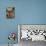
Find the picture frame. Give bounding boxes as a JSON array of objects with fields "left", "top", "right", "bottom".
[{"left": 6, "top": 7, "right": 15, "bottom": 19}]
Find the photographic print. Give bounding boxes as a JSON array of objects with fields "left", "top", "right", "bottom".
[
  {"left": 6, "top": 7, "right": 15, "bottom": 19},
  {"left": 18, "top": 24, "right": 46, "bottom": 41},
  {"left": 18, "top": 24, "right": 46, "bottom": 46}
]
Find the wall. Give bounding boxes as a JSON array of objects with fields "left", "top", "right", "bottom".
[
  {"left": 0, "top": 0, "right": 18, "bottom": 44},
  {"left": 0, "top": 0, "right": 46, "bottom": 44},
  {"left": 16, "top": 0, "right": 46, "bottom": 24}
]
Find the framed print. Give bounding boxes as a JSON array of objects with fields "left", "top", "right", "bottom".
[
  {"left": 6, "top": 7, "right": 15, "bottom": 19},
  {"left": 18, "top": 24, "right": 46, "bottom": 41}
]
